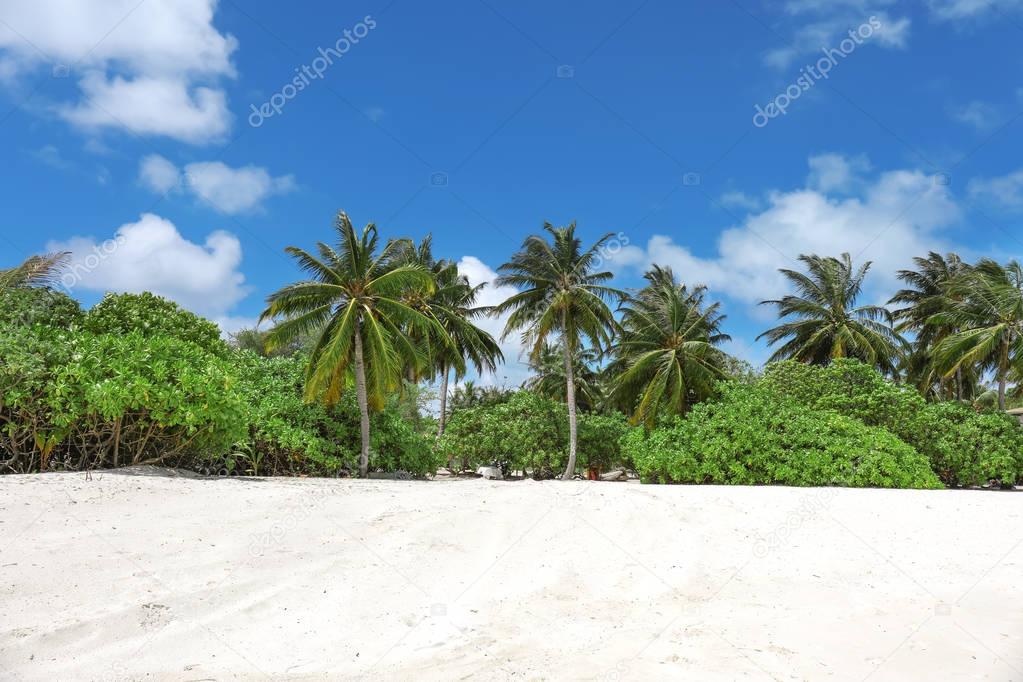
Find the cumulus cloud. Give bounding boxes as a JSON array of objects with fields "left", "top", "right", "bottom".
[
  {"left": 138, "top": 154, "right": 181, "bottom": 193},
  {"left": 137, "top": 155, "right": 295, "bottom": 214},
  {"left": 968, "top": 168, "right": 1023, "bottom": 211},
  {"left": 617, "top": 155, "right": 961, "bottom": 308},
  {"left": 0, "top": 0, "right": 236, "bottom": 143},
  {"left": 62, "top": 74, "right": 231, "bottom": 143},
  {"left": 47, "top": 213, "right": 251, "bottom": 322},
  {"left": 456, "top": 256, "right": 531, "bottom": 388},
  {"left": 184, "top": 162, "right": 295, "bottom": 214},
  {"left": 807, "top": 152, "right": 871, "bottom": 192}
]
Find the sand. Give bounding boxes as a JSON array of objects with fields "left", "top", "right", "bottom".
[{"left": 0, "top": 468, "right": 1020, "bottom": 681}]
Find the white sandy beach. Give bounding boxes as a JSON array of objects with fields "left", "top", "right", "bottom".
[{"left": 0, "top": 469, "right": 1020, "bottom": 681}]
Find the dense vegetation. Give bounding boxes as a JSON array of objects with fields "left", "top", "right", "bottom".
[
  {"left": 625, "top": 382, "right": 941, "bottom": 489},
  {"left": 2, "top": 226, "right": 1022, "bottom": 489}
]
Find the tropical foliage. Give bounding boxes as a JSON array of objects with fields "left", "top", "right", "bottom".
[
  {"left": 758, "top": 253, "right": 905, "bottom": 374},
  {"left": 260, "top": 212, "right": 451, "bottom": 477},
  {"left": 624, "top": 381, "right": 941, "bottom": 489},
  {"left": 931, "top": 259, "right": 1023, "bottom": 410},
  {"left": 438, "top": 391, "right": 629, "bottom": 478},
  {"left": 494, "top": 222, "right": 624, "bottom": 479},
  {"left": 3, "top": 218, "right": 1023, "bottom": 490},
  {"left": 610, "top": 265, "right": 730, "bottom": 425},
  {"left": 0, "top": 252, "right": 69, "bottom": 291}
]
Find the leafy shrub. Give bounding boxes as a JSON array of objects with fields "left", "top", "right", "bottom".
[
  {"left": 577, "top": 411, "right": 631, "bottom": 471},
  {"left": 0, "top": 326, "right": 78, "bottom": 471},
  {"left": 229, "top": 352, "right": 439, "bottom": 477},
  {"left": 925, "top": 402, "right": 1023, "bottom": 486},
  {"left": 230, "top": 351, "right": 352, "bottom": 475},
  {"left": 439, "top": 391, "right": 629, "bottom": 478},
  {"left": 625, "top": 382, "right": 941, "bottom": 489},
  {"left": 0, "top": 287, "right": 83, "bottom": 329},
  {"left": 369, "top": 406, "right": 442, "bottom": 476},
  {"left": 761, "top": 359, "right": 1023, "bottom": 486},
  {"left": 85, "top": 292, "right": 227, "bottom": 356},
  {"left": 0, "top": 325, "right": 246, "bottom": 473}
]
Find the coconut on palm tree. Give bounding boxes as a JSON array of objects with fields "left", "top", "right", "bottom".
[
  {"left": 396, "top": 237, "right": 503, "bottom": 435},
  {"left": 259, "top": 211, "right": 449, "bottom": 477},
  {"left": 932, "top": 258, "right": 1023, "bottom": 410},
  {"left": 758, "top": 253, "right": 904, "bottom": 374},
  {"left": 610, "top": 265, "right": 730, "bottom": 426},
  {"left": 493, "top": 222, "right": 624, "bottom": 480}
]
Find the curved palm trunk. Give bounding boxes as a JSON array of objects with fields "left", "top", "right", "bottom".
[
  {"left": 998, "top": 340, "right": 1009, "bottom": 411},
  {"left": 561, "top": 339, "right": 578, "bottom": 481},
  {"left": 437, "top": 365, "right": 449, "bottom": 437},
  {"left": 353, "top": 327, "right": 371, "bottom": 478}
]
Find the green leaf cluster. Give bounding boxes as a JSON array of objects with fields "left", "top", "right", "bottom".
[
  {"left": 439, "top": 391, "right": 629, "bottom": 477},
  {"left": 761, "top": 359, "right": 1023, "bottom": 485},
  {"left": 84, "top": 292, "right": 228, "bottom": 356},
  {"left": 625, "top": 381, "right": 941, "bottom": 489}
]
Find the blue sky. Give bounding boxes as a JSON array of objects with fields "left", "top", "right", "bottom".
[{"left": 2, "top": 0, "right": 1022, "bottom": 385}]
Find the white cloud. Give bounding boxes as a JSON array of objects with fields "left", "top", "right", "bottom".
[
  {"left": 806, "top": 152, "right": 871, "bottom": 192},
  {"left": 968, "top": 168, "right": 1023, "bottom": 211},
  {"left": 952, "top": 100, "right": 1000, "bottom": 131},
  {"left": 0, "top": 0, "right": 236, "bottom": 143},
  {"left": 619, "top": 155, "right": 961, "bottom": 308},
  {"left": 456, "top": 256, "right": 531, "bottom": 388},
  {"left": 138, "top": 154, "right": 181, "bottom": 193},
  {"left": 719, "top": 190, "right": 763, "bottom": 211},
  {"left": 926, "top": 0, "right": 1023, "bottom": 19},
  {"left": 47, "top": 213, "right": 251, "bottom": 322},
  {"left": 764, "top": 5, "right": 910, "bottom": 70},
  {"left": 137, "top": 155, "right": 295, "bottom": 214},
  {"left": 184, "top": 161, "right": 295, "bottom": 214},
  {"left": 62, "top": 74, "right": 231, "bottom": 144},
  {"left": 766, "top": 0, "right": 1017, "bottom": 67}
]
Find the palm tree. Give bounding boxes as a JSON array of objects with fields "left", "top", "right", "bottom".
[
  {"left": 758, "top": 253, "right": 904, "bottom": 374},
  {"left": 396, "top": 237, "right": 503, "bottom": 436},
  {"left": 610, "top": 265, "right": 731, "bottom": 426},
  {"left": 0, "top": 252, "right": 70, "bottom": 291},
  {"left": 932, "top": 259, "right": 1023, "bottom": 410},
  {"left": 889, "top": 252, "right": 972, "bottom": 398},
  {"left": 493, "top": 222, "right": 624, "bottom": 480},
  {"left": 524, "top": 342, "right": 603, "bottom": 412},
  {"left": 259, "top": 211, "right": 448, "bottom": 477}
]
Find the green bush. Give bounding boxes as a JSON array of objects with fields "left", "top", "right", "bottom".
[
  {"left": 577, "top": 411, "right": 631, "bottom": 471},
  {"left": 229, "top": 351, "right": 353, "bottom": 475},
  {"left": 0, "top": 326, "right": 78, "bottom": 471},
  {"left": 626, "top": 382, "right": 941, "bottom": 489},
  {"left": 0, "top": 325, "right": 246, "bottom": 473},
  {"left": 439, "top": 391, "right": 629, "bottom": 478},
  {"left": 925, "top": 402, "right": 1023, "bottom": 486},
  {"left": 228, "top": 352, "right": 440, "bottom": 477},
  {"left": 0, "top": 287, "right": 83, "bottom": 329},
  {"left": 369, "top": 405, "right": 442, "bottom": 476},
  {"left": 760, "top": 359, "right": 1023, "bottom": 486},
  {"left": 761, "top": 359, "right": 932, "bottom": 440},
  {"left": 84, "top": 292, "right": 228, "bottom": 356}
]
